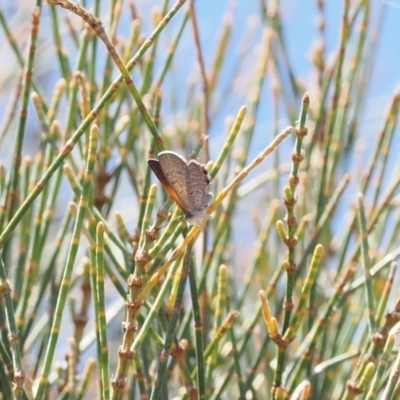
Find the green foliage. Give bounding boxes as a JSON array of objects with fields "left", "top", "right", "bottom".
[{"left": 0, "top": 1, "right": 399, "bottom": 399}]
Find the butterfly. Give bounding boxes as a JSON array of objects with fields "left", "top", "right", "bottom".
[{"left": 148, "top": 151, "right": 213, "bottom": 226}]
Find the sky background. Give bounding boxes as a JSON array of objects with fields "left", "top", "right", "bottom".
[{"left": 1, "top": 1, "right": 400, "bottom": 155}]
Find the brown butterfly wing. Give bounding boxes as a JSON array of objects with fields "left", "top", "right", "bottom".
[
  {"left": 149, "top": 152, "right": 192, "bottom": 215},
  {"left": 148, "top": 159, "right": 168, "bottom": 185},
  {"left": 186, "top": 160, "right": 211, "bottom": 212}
]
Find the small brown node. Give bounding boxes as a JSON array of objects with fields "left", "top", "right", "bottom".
[
  {"left": 145, "top": 37, "right": 155, "bottom": 47},
  {"left": 362, "top": 353, "right": 376, "bottom": 364},
  {"left": 307, "top": 306, "right": 315, "bottom": 315},
  {"left": 194, "top": 322, "right": 203, "bottom": 330},
  {"left": 127, "top": 275, "right": 144, "bottom": 290},
  {"left": 160, "top": 349, "right": 170, "bottom": 360},
  {"left": 73, "top": 315, "right": 88, "bottom": 329},
  {"left": 121, "top": 320, "right": 138, "bottom": 333},
  {"left": 118, "top": 345, "right": 135, "bottom": 360},
  {"left": 296, "top": 127, "right": 308, "bottom": 138},
  {"left": 291, "top": 151, "right": 304, "bottom": 163},
  {"left": 285, "top": 262, "right": 297, "bottom": 274},
  {"left": 111, "top": 376, "right": 127, "bottom": 389},
  {"left": 303, "top": 350, "right": 314, "bottom": 361},
  {"left": 90, "top": 109, "right": 99, "bottom": 118},
  {"left": 289, "top": 175, "right": 300, "bottom": 188},
  {"left": 284, "top": 237, "right": 298, "bottom": 248},
  {"left": 286, "top": 214, "right": 297, "bottom": 226},
  {"left": 134, "top": 249, "right": 150, "bottom": 265},
  {"left": 125, "top": 298, "right": 144, "bottom": 313},
  {"left": 94, "top": 166, "right": 113, "bottom": 210},
  {"left": 386, "top": 310, "right": 400, "bottom": 323},
  {"left": 62, "top": 141, "right": 74, "bottom": 155},
  {"left": 0, "top": 280, "right": 11, "bottom": 294},
  {"left": 36, "top": 182, "right": 45, "bottom": 191},
  {"left": 14, "top": 369, "right": 25, "bottom": 386},
  {"left": 283, "top": 300, "right": 294, "bottom": 312},
  {"left": 274, "top": 336, "right": 289, "bottom": 350},
  {"left": 371, "top": 332, "right": 386, "bottom": 347},
  {"left": 346, "top": 381, "right": 363, "bottom": 395},
  {"left": 8, "top": 332, "right": 20, "bottom": 345},
  {"left": 157, "top": 207, "right": 169, "bottom": 221},
  {"left": 146, "top": 226, "right": 159, "bottom": 242},
  {"left": 284, "top": 195, "right": 297, "bottom": 207}
]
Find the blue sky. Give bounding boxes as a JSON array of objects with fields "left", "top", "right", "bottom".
[{"left": 1, "top": 1, "right": 399, "bottom": 151}]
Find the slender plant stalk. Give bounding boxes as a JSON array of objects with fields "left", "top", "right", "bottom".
[
  {"left": 150, "top": 243, "right": 193, "bottom": 400},
  {"left": 0, "top": 0, "right": 186, "bottom": 249},
  {"left": 2, "top": 7, "right": 41, "bottom": 264},
  {"left": 34, "top": 124, "right": 98, "bottom": 400},
  {"left": 95, "top": 222, "right": 111, "bottom": 400}
]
